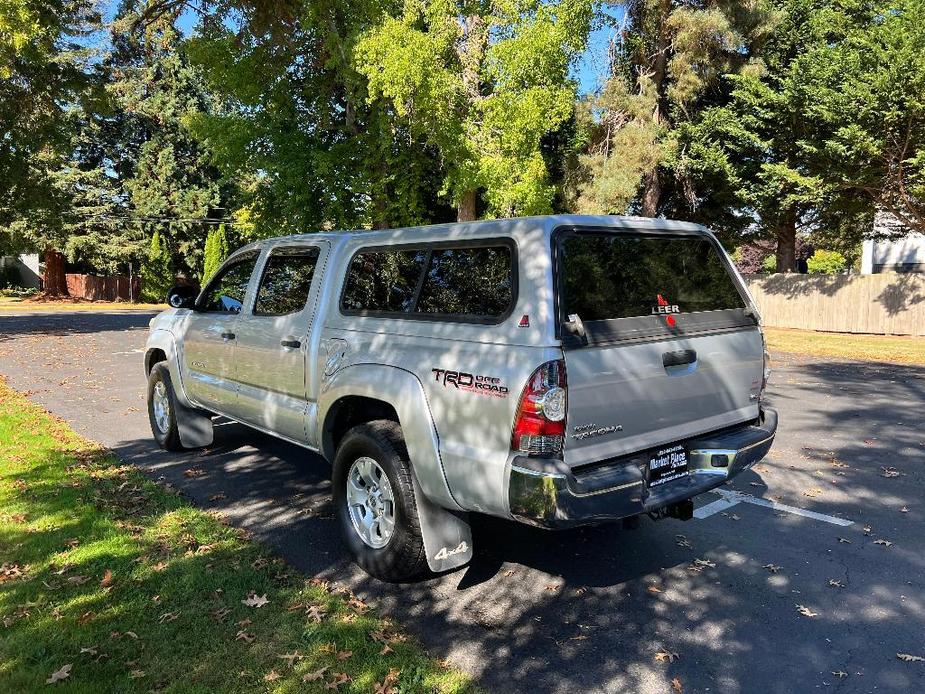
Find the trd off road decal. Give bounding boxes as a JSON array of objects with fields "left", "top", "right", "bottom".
[{"left": 431, "top": 369, "right": 509, "bottom": 398}]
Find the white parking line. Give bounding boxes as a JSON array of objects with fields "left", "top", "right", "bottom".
[{"left": 696, "top": 488, "right": 854, "bottom": 526}]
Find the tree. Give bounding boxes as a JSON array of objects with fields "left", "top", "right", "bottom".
[
  {"left": 201, "top": 223, "right": 228, "bottom": 283},
  {"left": 141, "top": 230, "right": 173, "bottom": 301},
  {"left": 791, "top": 0, "right": 925, "bottom": 235},
  {"left": 806, "top": 249, "right": 846, "bottom": 274},
  {"left": 185, "top": 0, "right": 455, "bottom": 234},
  {"left": 572, "top": 1, "right": 779, "bottom": 219},
  {"left": 0, "top": 0, "right": 104, "bottom": 295},
  {"left": 354, "top": 0, "right": 594, "bottom": 220},
  {"left": 109, "top": 3, "right": 232, "bottom": 277},
  {"left": 679, "top": 1, "right": 887, "bottom": 271}
]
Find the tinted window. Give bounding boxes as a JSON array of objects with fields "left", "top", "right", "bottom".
[
  {"left": 417, "top": 247, "right": 512, "bottom": 317},
  {"left": 254, "top": 247, "right": 320, "bottom": 316},
  {"left": 559, "top": 233, "right": 744, "bottom": 321},
  {"left": 341, "top": 249, "right": 427, "bottom": 313},
  {"left": 198, "top": 254, "right": 258, "bottom": 314}
]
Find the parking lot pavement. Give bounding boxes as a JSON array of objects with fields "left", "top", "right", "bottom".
[{"left": 1, "top": 311, "right": 924, "bottom": 693}]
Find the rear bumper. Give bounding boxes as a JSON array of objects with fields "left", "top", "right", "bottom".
[{"left": 507, "top": 407, "right": 778, "bottom": 529}]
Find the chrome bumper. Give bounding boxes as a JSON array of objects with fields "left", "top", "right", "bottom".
[{"left": 508, "top": 407, "right": 778, "bottom": 528}]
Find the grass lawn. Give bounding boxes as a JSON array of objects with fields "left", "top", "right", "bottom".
[
  {"left": 764, "top": 327, "right": 925, "bottom": 365},
  {"left": 0, "top": 378, "right": 472, "bottom": 693},
  {"left": 0, "top": 297, "right": 166, "bottom": 312}
]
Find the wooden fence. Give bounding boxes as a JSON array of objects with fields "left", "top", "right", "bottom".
[
  {"left": 65, "top": 274, "right": 141, "bottom": 302},
  {"left": 744, "top": 273, "right": 925, "bottom": 336}
]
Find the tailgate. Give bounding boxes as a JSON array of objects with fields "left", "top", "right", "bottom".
[{"left": 555, "top": 228, "right": 763, "bottom": 469}]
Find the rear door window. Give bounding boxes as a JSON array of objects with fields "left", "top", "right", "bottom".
[
  {"left": 417, "top": 247, "right": 512, "bottom": 318},
  {"left": 557, "top": 231, "right": 748, "bottom": 343},
  {"left": 253, "top": 247, "right": 320, "bottom": 316},
  {"left": 340, "top": 242, "right": 515, "bottom": 322},
  {"left": 341, "top": 249, "right": 428, "bottom": 313}
]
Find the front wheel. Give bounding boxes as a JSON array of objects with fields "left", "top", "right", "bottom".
[
  {"left": 147, "top": 362, "right": 183, "bottom": 451},
  {"left": 332, "top": 420, "right": 427, "bottom": 581}
]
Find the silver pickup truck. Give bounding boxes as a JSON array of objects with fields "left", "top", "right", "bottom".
[{"left": 145, "top": 215, "right": 777, "bottom": 580}]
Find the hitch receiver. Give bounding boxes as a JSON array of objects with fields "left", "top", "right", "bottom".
[{"left": 648, "top": 499, "right": 694, "bottom": 522}]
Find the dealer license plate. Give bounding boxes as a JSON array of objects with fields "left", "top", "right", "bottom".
[{"left": 647, "top": 444, "right": 689, "bottom": 487}]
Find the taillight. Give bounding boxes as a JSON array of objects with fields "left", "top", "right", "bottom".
[{"left": 511, "top": 360, "right": 567, "bottom": 457}]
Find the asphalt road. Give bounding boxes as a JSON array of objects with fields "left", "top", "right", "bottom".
[{"left": 1, "top": 311, "right": 924, "bottom": 694}]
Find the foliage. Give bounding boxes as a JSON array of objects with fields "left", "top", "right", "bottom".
[
  {"left": 762, "top": 254, "right": 776, "bottom": 274},
  {"left": 0, "top": 379, "right": 473, "bottom": 693},
  {"left": 806, "top": 249, "right": 847, "bottom": 275},
  {"left": 0, "top": 0, "right": 102, "bottom": 255},
  {"left": 141, "top": 230, "right": 173, "bottom": 302},
  {"left": 202, "top": 223, "right": 229, "bottom": 283},
  {"left": 186, "top": 0, "right": 454, "bottom": 233},
  {"left": 354, "top": 0, "right": 593, "bottom": 219},
  {"left": 572, "top": 0, "right": 780, "bottom": 220}
]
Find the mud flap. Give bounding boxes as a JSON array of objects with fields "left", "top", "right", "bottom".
[
  {"left": 411, "top": 469, "right": 473, "bottom": 573},
  {"left": 175, "top": 401, "right": 214, "bottom": 449}
]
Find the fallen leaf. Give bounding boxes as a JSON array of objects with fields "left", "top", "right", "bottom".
[
  {"left": 802, "top": 488, "right": 822, "bottom": 498},
  {"left": 837, "top": 537, "right": 852, "bottom": 544},
  {"left": 380, "top": 644, "right": 393, "bottom": 656},
  {"left": 325, "top": 672, "right": 351, "bottom": 690},
  {"left": 832, "top": 671, "right": 848, "bottom": 678},
  {"left": 879, "top": 466, "right": 900, "bottom": 478},
  {"left": 129, "top": 670, "right": 145, "bottom": 679},
  {"left": 647, "top": 586, "right": 663, "bottom": 594},
  {"left": 45, "top": 664, "right": 72, "bottom": 684},
  {"left": 873, "top": 539, "right": 893, "bottom": 547},
  {"left": 264, "top": 670, "right": 281, "bottom": 682},
  {"left": 763, "top": 564, "right": 782, "bottom": 573},
  {"left": 77, "top": 611, "right": 95, "bottom": 625},
  {"left": 692, "top": 558, "right": 715, "bottom": 568},
  {"left": 303, "top": 666, "right": 328, "bottom": 682},
  {"left": 671, "top": 676, "right": 683, "bottom": 693},
  {"left": 544, "top": 584, "right": 560, "bottom": 592},
  {"left": 242, "top": 593, "right": 269, "bottom": 608},
  {"left": 675, "top": 535, "right": 692, "bottom": 548},
  {"left": 730, "top": 513, "right": 741, "bottom": 521},
  {"left": 900, "top": 506, "right": 909, "bottom": 513},
  {"left": 336, "top": 650, "right": 353, "bottom": 661},
  {"left": 305, "top": 605, "right": 326, "bottom": 622},
  {"left": 183, "top": 468, "right": 205, "bottom": 478},
  {"left": 79, "top": 647, "right": 97, "bottom": 656},
  {"left": 796, "top": 604, "right": 818, "bottom": 617},
  {"left": 897, "top": 653, "right": 925, "bottom": 662},
  {"left": 66, "top": 575, "right": 90, "bottom": 586},
  {"left": 209, "top": 493, "right": 227, "bottom": 501},
  {"left": 100, "top": 570, "right": 113, "bottom": 587},
  {"left": 503, "top": 570, "right": 515, "bottom": 577},
  {"left": 827, "top": 579, "right": 843, "bottom": 588},
  {"left": 211, "top": 607, "right": 231, "bottom": 622},
  {"left": 235, "top": 630, "right": 255, "bottom": 643},
  {"left": 157, "top": 611, "right": 180, "bottom": 623},
  {"left": 655, "top": 650, "right": 679, "bottom": 663}
]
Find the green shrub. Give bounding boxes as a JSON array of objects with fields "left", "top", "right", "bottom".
[
  {"left": 762, "top": 254, "right": 777, "bottom": 273},
  {"left": 806, "top": 249, "right": 847, "bottom": 274},
  {"left": 141, "top": 231, "right": 174, "bottom": 302},
  {"left": 202, "top": 223, "right": 229, "bottom": 283}
]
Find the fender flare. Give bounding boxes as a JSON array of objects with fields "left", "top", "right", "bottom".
[{"left": 318, "top": 364, "right": 473, "bottom": 572}]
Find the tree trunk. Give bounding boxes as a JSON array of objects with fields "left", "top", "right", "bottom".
[
  {"left": 43, "top": 248, "right": 68, "bottom": 297},
  {"left": 775, "top": 216, "right": 797, "bottom": 273},
  {"left": 457, "top": 189, "right": 477, "bottom": 222},
  {"left": 640, "top": 169, "right": 661, "bottom": 217}
]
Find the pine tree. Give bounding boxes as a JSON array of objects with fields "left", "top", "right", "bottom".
[
  {"left": 201, "top": 223, "right": 228, "bottom": 283},
  {"left": 141, "top": 230, "right": 173, "bottom": 302}
]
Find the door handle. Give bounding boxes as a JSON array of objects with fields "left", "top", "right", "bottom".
[
  {"left": 221, "top": 332, "right": 236, "bottom": 340},
  {"left": 663, "top": 349, "right": 696, "bottom": 367},
  {"left": 280, "top": 339, "right": 301, "bottom": 349}
]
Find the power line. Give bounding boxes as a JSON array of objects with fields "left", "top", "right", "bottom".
[{"left": 72, "top": 212, "right": 237, "bottom": 225}]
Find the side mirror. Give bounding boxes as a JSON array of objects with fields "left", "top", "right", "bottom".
[{"left": 166, "top": 284, "right": 198, "bottom": 310}]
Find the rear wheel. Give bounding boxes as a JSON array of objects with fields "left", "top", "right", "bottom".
[
  {"left": 147, "top": 363, "right": 183, "bottom": 451},
  {"left": 332, "top": 420, "right": 426, "bottom": 581}
]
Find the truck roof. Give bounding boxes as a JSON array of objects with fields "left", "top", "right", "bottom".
[{"left": 233, "top": 214, "right": 710, "bottom": 255}]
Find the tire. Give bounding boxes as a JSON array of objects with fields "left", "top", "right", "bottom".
[
  {"left": 147, "top": 362, "right": 184, "bottom": 451},
  {"left": 332, "top": 420, "right": 427, "bottom": 581}
]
